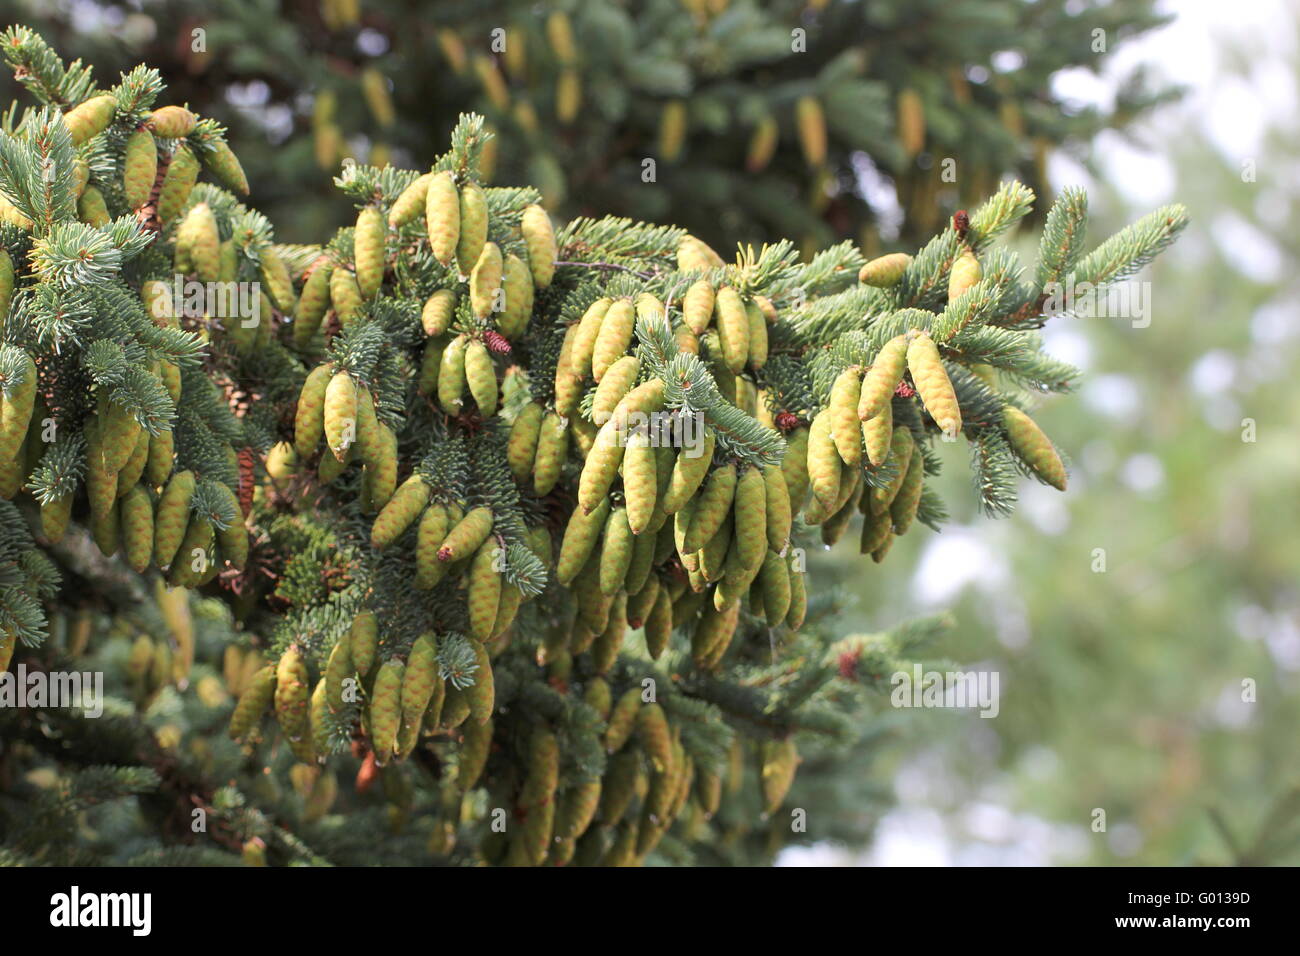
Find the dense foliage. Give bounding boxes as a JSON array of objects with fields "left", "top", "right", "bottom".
[
  {"left": 0, "top": 27, "right": 1185, "bottom": 866},
  {"left": 0, "top": 0, "right": 1177, "bottom": 248}
]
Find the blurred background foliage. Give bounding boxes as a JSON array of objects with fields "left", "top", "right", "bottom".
[
  {"left": 2, "top": 0, "right": 1291, "bottom": 865},
  {"left": 796, "top": 3, "right": 1300, "bottom": 865},
  {"left": 0, "top": 0, "right": 1175, "bottom": 251}
]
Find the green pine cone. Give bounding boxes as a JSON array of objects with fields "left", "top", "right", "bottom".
[
  {"left": 464, "top": 641, "right": 495, "bottom": 724},
  {"left": 466, "top": 541, "right": 503, "bottom": 642},
  {"left": 354, "top": 206, "right": 387, "bottom": 299},
  {"left": 370, "top": 475, "right": 431, "bottom": 550},
  {"left": 228, "top": 664, "right": 276, "bottom": 741},
  {"left": 153, "top": 470, "right": 196, "bottom": 569},
  {"left": 120, "top": 484, "right": 155, "bottom": 573},
  {"left": 369, "top": 659, "right": 405, "bottom": 764}
]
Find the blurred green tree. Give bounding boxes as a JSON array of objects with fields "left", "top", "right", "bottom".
[
  {"left": 807, "top": 21, "right": 1300, "bottom": 864},
  {"left": 0, "top": 0, "right": 1177, "bottom": 245}
]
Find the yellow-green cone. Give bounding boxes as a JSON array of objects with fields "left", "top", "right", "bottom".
[
  {"left": 622, "top": 429, "right": 658, "bottom": 535},
  {"left": 0, "top": 351, "right": 37, "bottom": 465},
  {"left": 120, "top": 484, "right": 155, "bottom": 573},
  {"left": 948, "top": 246, "right": 981, "bottom": 302},
  {"left": 370, "top": 475, "right": 430, "bottom": 549},
  {"left": 399, "top": 634, "right": 440, "bottom": 742},
  {"left": 228, "top": 664, "right": 276, "bottom": 740},
  {"left": 456, "top": 181, "right": 488, "bottom": 276},
  {"left": 532, "top": 410, "right": 568, "bottom": 496},
  {"left": 556, "top": 498, "right": 610, "bottom": 586},
  {"left": 469, "top": 241, "right": 503, "bottom": 319},
  {"left": 521, "top": 204, "right": 556, "bottom": 289},
  {"left": 1003, "top": 406, "right": 1067, "bottom": 491},
  {"left": 858, "top": 336, "right": 908, "bottom": 421},
  {"left": 369, "top": 659, "right": 404, "bottom": 763},
  {"left": 168, "top": 517, "right": 213, "bottom": 588},
  {"left": 425, "top": 171, "right": 460, "bottom": 267},
  {"left": 153, "top": 470, "right": 195, "bottom": 568},
  {"left": 274, "top": 645, "right": 312, "bottom": 756},
  {"left": 733, "top": 466, "right": 767, "bottom": 572},
  {"left": 890, "top": 445, "right": 925, "bottom": 534},
  {"left": 147, "top": 105, "right": 196, "bottom": 138},
  {"left": 323, "top": 371, "right": 358, "bottom": 461},
  {"left": 682, "top": 279, "right": 715, "bottom": 335},
  {"left": 637, "top": 703, "right": 673, "bottom": 774},
  {"left": 570, "top": 297, "right": 612, "bottom": 380},
  {"left": 437, "top": 334, "right": 468, "bottom": 413},
  {"left": 329, "top": 267, "right": 364, "bottom": 329},
  {"left": 507, "top": 402, "right": 544, "bottom": 482},
  {"left": 258, "top": 246, "right": 296, "bottom": 315},
  {"left": 759, "top": 549, "right": 792, "bottom": 624},
  {"left": 498, "top": 252, "right": 533, "bottom": 339},
  {"left": 414, "top": 504, "right": 450, "bottom": 589},
  {"left": 859, "top": 252, "right": 911, "bottom": 287},
  {"left": 592, "top": 298, "right": 635, "bottom": 383},
  {"left": 599, "top": 507, "right": 633, "bottom": 596},
  {"left": 906, "top": 330, "right": 961, "bottom": 436},
  {"left": 863, "top": 397, "right": 893, "bottom": 469},
  {"left": 644, "top": 587, "right": 673, "bottom": 659},
  {"left": 184, "top": 202, "right": 221, "bottom": 282},
  {"left": 763, "top": 466, "right": 792, "bottom": 552},
  {"left": 683, "top": 462, "right": 737, "bottom": 554},
  {"left": 467, "top": 541, "right": 502, "bottom": 641},
  {"left": 437, "top": 505, "right": 493, "bottom": 563},
  {"left": 464, "top": 339, "right": 498, "bottom": 416},
  {"left": 662, "top": 428, "right": 715, "bottom": 514},
  {"left": 76, "top": 186, "right": 109, "bottom": 227},
  {"left": 98, "top": 397, "right": 141, "bottom": 475},
  {"left": 828, "top": 367, "right": 863, "bottom": 465},
  {"left": 465, "top": 642, "right": 495, "bottom": 723},
  {"left": 350, "top": 612, "right": 378, "bottom": 677},
  {"left": 324, "top": 633, "right": 353, "bottom": 712},
  {"left": 746, "top": 299, "right": 769, "bottom": 369},
  {"left": 40, "top": 494, "right": 73, "bottom": 544},
  {"left": 577, "top": 419, "right": 626, "bottom": 513},
  {"left": 293, "top": 260, "right": 334, "bottom": 348},
  {"left": 354, "top": 206, "right": 386, "bottom": 299},
  {"left": 421, "top": 288, "right": 456, "bottom": 337},
  {"left": 604, "top": 688, "right": 642, "bottom": 753},
  {"left": 62, "top": 95, "right": 115, "bottom": 145},
  {"left": 591, "top": 355, "right": 639, "bottom": 426},
  {"left": 364, "top": 422, "right": 398, "bottom": 509},
  {"left": 870, "top": 425, "right": 914, "bottom": 516},
  {"left": 122, "top": 129, "right": 157, "bottom": 210},
  {"left": 761, "top": 739, "right": 798, "bottom": 814},
  {"left": 806, "top": 409, "right": 841, "bottom": 513},
  {"left": 417, "top": 337, "right": 446, "bottom": 396},
  {"left": 203, "top": 139, "right": 250, "bottom": 195},
  {"left": 389, "top": 172, "right": 433, "bottom": 228},
  {"left": 458, "top": 716, "right": 492, "bottom": 788},
  {"left": 780, "top": 425, "right": 810, "bottom": 510},
  {"left": 714, "top": 286, "right": 749, "bottom": 374}
]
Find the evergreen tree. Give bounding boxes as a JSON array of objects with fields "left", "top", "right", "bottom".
[{"left": 0, "top": 28, "right": 1185, "bottom": 866}]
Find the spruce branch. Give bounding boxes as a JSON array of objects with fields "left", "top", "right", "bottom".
[
  {"left": 967, "top": 180, "right": 1036, "bottom": 251},
  {"left": 0, "top": 26, "right": 98, "bottom": 108},
  {"left": 1067, "top": 203, "right": 1190, "bottom": 289},
  {"left": 1035, "top": 186, "right": 1089, "bottom": 289}
]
